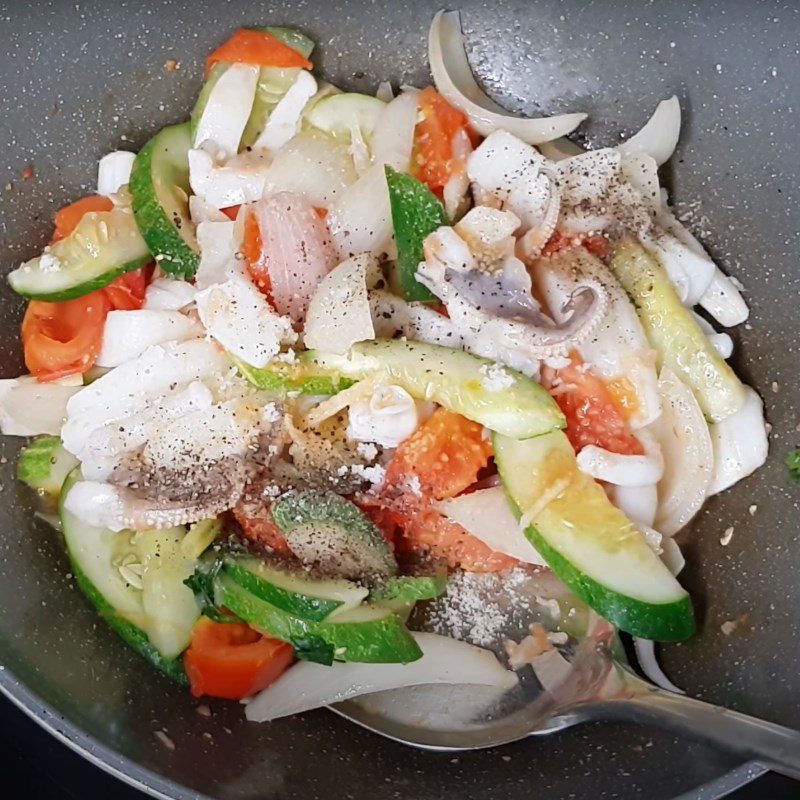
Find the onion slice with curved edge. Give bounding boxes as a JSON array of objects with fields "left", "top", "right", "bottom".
[
  {"left": 617, "top": 96, "right": 681, "bottom": 166},
  {"left": 304, "top": 253, "right": 376, "bottom": 354},
  {"left": 576, "top": 445, "right": 664, "bottom": 487},
  {"left": 244, "top": 631, "right": 517, "bottom": 722},
  {"left": 428, "top": 10, "right": 586, "bottom": 144},
  {"left": 371, "top": 90, "right": 418, "bottom": 172},
  {"left": 433, "top": 486, "right": 546, "bottom": 565},
  {"left": 650, "top": 367, "right": 714, "bottom": 536},
  {"left": 633, "top": 637, "right": 685, "bottom": 694},
  {"left": 707, "top": 387, "right": 768, "bottom": 496}
]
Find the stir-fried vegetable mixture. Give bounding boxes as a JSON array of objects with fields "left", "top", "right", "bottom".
[{"left": 2, "top": 12, "right": 768, "bottom": 719}]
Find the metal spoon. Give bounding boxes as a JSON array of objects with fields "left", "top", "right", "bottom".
[{"left": 331, "top": 570, "right": 800, "bottom": 780}]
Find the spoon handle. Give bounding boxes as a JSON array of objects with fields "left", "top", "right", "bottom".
[{"left": 600, "top": 682, "right": 800, "bottom": 780}]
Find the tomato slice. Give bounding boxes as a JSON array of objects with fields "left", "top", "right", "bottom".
[
  {"left": 103, "top": 265, "right": 154, "bottom": 310},
  {"left": 394, "top": 507, "right": 518, "bottom": 573},
  {"left": 412, "top": 87, "right": 474, "bottom": 195},
  {"left": 221, "top": 205, "right": 241, "bottom": 221},
  {"left": 542, "top": 353, "right": 644, "bottom": 456},
  {"left": 242, "top": 206, "right": 272, "bottom": 296},
  {"left": 22, "top": 294, "right": 110, "bottom": 381},
  {"left": 384, "top": 408, "right": 493, "bottom": 501},
  {"left": 52, "top": 195, "right": 113, "bottom": 242},
  {"left": 206, "top": 28, "right": 313, "bottom": 76},
  {"left": 184, "top": 617, "right": 294, "bottom": 700}
]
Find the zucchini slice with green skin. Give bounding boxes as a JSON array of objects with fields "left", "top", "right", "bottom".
[
  {"left": 494, "top": 431, "right": 695, "bottom": 642},
  {"left": 223, "top": 556, "right": 368, "bottom": 622},
  {"left": 130, "top": 123, "right": 199, "bottom": 278},
  {"left": 385, "top": 166, "right": 447, "bottom": 302},
  {"left": 610, "top": 236, "right": 746, "bottom": 422},
  {"left": 271, "top": 490, "right": 397, "bottom": 580},
  {"left": 59, "top": 469, "right": 199, "bottom": 680},
  {"left": 234, "top": 356, "right": 355, "bottom": 396},
  {"left": 7, "top": 205, "right": 150, "bottom": 301},
  {"left": 369, "top": 572, "right": 447, "bottom": 602},
  {"left": 17, "top": 436, "right": 78, "bottom": 501},
  {"left": 306, "top": 339, "right": 565, "bottom": 440},
  {"left": 215, "top": 572, "right": 422, "bottom": 663}
]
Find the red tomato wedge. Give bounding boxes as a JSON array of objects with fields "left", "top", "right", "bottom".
[
  {"left": 22, "top": 294, "right": 110, "bottom": 381},
  {"left": 394, "top": 508, "right": 518, "bottom": 573},
  {"left": 413, "top": 87, "right": 474, "bottom": 195},
  {"left": 184, "top": 617, "right": 293, "bottom": 700},
  {"left": 22, "top": 196, "right": 154, "bottom": 381},
  {"left": 542, "top": 354, "right": 644, "bottom": 456},
  {"left": 384, "top": 408, "right": 493, "bottom": 501},
  {"left": 103, "top": 266, "right": 154, "bottom": 310},
  {"left": 221, "top": 205, "right": 241, "bottom": 221},
  {"left": 52, "top": 195, "right": 113, "bottom": 242},
  {"left": 242, "top": 207, "right": 272, "bottom": 296},
  {"left": 206, "top": 29, "right": 312, "bottom": 77}
]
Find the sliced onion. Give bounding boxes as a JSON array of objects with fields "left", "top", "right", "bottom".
[
  {"left": 617, "top": 96, "right": 681, "bottom": 166},
  {"left": 188, "top": 195, "right": 229, "bottom": 224},
  {"left": 433, "top": 486, "right": 546, "bottom": 565},
  {"left": 538, "top": 137, "right": 585, "bottom": 162},
  {"left": 244, "top": 631, "right": 517, "bottom": 722},
  {"left": 643, "top": 228, "right": 715, "bottom": 306},
  {"left": 609, "top": 483, "right": 658, "bottom": 528},
  {"left": 633, "top": 638, "right": 685, "bottom": 694},
  {"left": 375, "top": 81, "right": 394, "bottom": 103},
  {"left": 96, "top": 310, "right": 202, "bottom": 368},
  {"left": 304, "top": 253, "right": 376, "bottom": 354},
  {"left": 252, "top": 70, "right": 317, "bottom": 153},
  {"left": 196, "top": 276, "right": 296, "bottom": 367},
  {"left": 660, "top": 537, "right": 686, "bottom": 574},
  {"left": 698, "top": 268, "right": 749, "bottom": 327},
  {"left": 327, "top": 162, "right": 394, "bottom": 260},
  {"left": 144, "top": 277, "right": 198, "bottom": 311},
  {"left": 650, "top": 368, "right": 714, "bottom": 536},
  {"left": 263, "top": 129, "right": 357, "bottom": 209},
  {"left": 0, "top": 376, "right": 81, "bottom": 437},
  {"left": 347, "top": 384, "right": 422, "bottom": 448},
  {"left": 443, "top": 128, "right": 473, "bottom": 221},
  {"left": 188, "top": 147, "right": 272, "bottom": 208},
  {"left": 429, "top": 11, "right": 586, "bottom": 144},
  {"left": 97, "top": 151, "right": 136, "bottom": 196},
  {"left": 708, "top": 387, "right": 768, "bottom": 495},
  {"left": 193, "top": 63, "right": 259, "bottom": 157},
  {"left": 371, "top": 90, "right": 418, "bottom": 173},
  {"left": 256, "top": 192, "right": 337, "bottom": 321},
  {"left": 620, "top": 153, "right": 661, "bottom": 212}
]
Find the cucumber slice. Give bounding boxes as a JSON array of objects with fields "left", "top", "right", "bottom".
[
  {"left": 215, "top": 572, "right": 422, "bottom": 663},
  {"left": 370, "top": 572, "right": 447, "bottom": 602},
  {"left": 494, "top": 431, "right": 695, "bottom": 641},
  {"left": 234, "top": 356, "right": 355, "bottom": 396},
  {"left": 385, "top": 166, "right": 447, "bottom": 302},
  {"left": 610, "top": 236, "right": 746, "bottom": 422},
  {"left": 59, "top": 470, "right": 199, "bottom": 678},
  {"left": 306, "top": 339, "right": 565, "bottom": 439},
  {"left": 271, "top": 490, "right": 397, "bottom": 580},
  {"left": 7, "top": 204, "right": 150, "bottom": 301},
  {"left": 223, "top": 556, "right": 368, "bottom": 621},
  {"left": 306, "top": 93, "right": 386, "bottom": 142},
  {"left": 17, "top": 436, "right": 78, "bottom": 501},
  {"left": 130, "top": 123, "right": 199, "bottom": 278}
]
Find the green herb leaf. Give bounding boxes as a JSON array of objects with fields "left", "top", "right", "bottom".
[
  {"left": 184, "top": 560, "right": 241, "bottom": 623},
  {"left": 786, "top": 448, "right": 800, "bottom": 481},
  {"left": 290, "top": 635, "right": 335, "bottom": 665}
]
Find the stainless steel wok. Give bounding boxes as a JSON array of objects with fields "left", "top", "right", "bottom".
[{"left": 0, "top": 1, "right": 798, "bottom": 798}]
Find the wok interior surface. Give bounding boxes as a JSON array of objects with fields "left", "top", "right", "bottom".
[{"left": 0, "top": 1, "right": 798, "bottom": 798}]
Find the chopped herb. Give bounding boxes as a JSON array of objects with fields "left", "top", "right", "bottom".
[
  {"left": 786, "top": 448, "right": 800, "bottom": 480},
  {"left": 184, "top": 560, "right": 240, "bottom": 623},
  {"left": 290, "top": 635, "right": 335, "bottom": 665}
]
